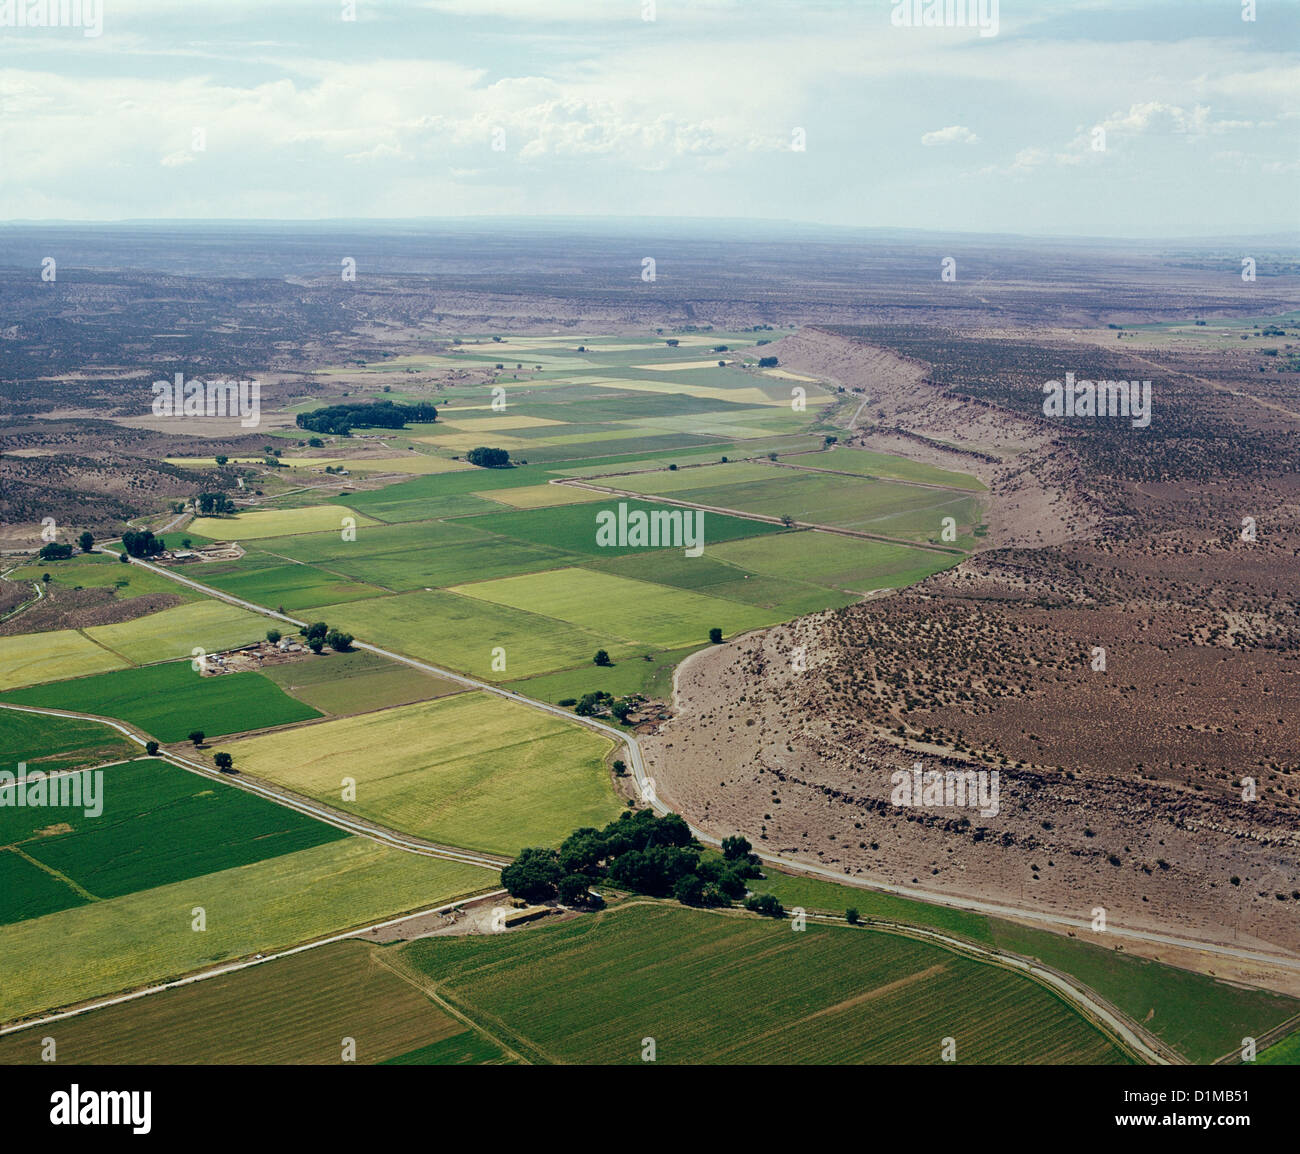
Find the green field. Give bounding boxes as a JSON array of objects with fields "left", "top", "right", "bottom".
[
  {"left": 6, "top": 553, "right": 204, "bottom": 601},
  {"left": 398, "top": 903, "right": 1131, "bottom": 1064},
  {"left": 0, "top": 661, "right": 321, "bottom": 743},
  {"left": 84, "top": 600, "right": 269, "bottom": 665},
  {"left": 221, "top": 693, "right": 619, "bottom": 855},
  {"left": 192, "top": 557, "right": 389, "bottom": 610},
  {"left": 0, "top": 941, "right": 509, "bottom": 1065},
  {"left": 261, "top": 649, "right": 465, "bottom": 714},
  {"left": 779, "top": 448, "right": 987, "bottom": 490},
  {"left": 0, "top": 759, "right": 349, "bottom": 903},
  {"left": 314, "top": 589, "right": 639, "bottom": 680},
  {"left": 504, "top": 642, "right": 707, "bottom": 704},
  {"left": 0, "top": 837, "right": 495, "bottom": 1024},
  {"left": 710, "top": 529, "right": 959, "bottom": 591},
  {"left": 746, "top": 870, "right": 1300, "bottom": 1064},
  {"left": 450, "top": 567, "right": 783, "bottom": 648},
  {"left": 0, "top": 850, "right": 89, "bottom": 925},
  {"left": 249, "top": 519, "right": 583, "bottom": 592},
  {"left": 0, "top": 707, "right": 136, "bottom": 774},
  {"left": 0, "top": 630, "right": 128, "bottom": 691},
  {"left": 460, "top": 498, "right": 786, "bottom": 557},
  {"left": 1258, "top": 1029, "right": 1300, "bottom": 1065},
  {"left": 610, "top": 469, "right": 983, "bottom": 545}
]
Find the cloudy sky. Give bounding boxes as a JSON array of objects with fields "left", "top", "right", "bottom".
[{"left": 0, "top": 0, "right": 1296, "bottom": 236}]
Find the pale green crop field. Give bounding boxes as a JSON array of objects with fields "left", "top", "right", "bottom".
[
  {"left": 313, "top": 589, "right": 639, "bottom": 680},
  {"left": 449, "top": 567, "right": 782, "bottom": 649},
  {"left": 220, "top": 692, "right": 620, "bottom": 855},
  {"left": 190, "top": 505, "right": 380, "bottom": 540},
  {"left": 0, "top": 838, "right": 495, "bottom": 1024},
  {"left": 0, "top": 630, "right": 128, "bottom": 691},
  {"left": 84, "top": 600, "right": 269, "bottom": 665}
]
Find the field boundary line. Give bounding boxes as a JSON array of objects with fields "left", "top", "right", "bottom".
[{"left": 369, "top": 950, "right": 535, "bottom": 1067}]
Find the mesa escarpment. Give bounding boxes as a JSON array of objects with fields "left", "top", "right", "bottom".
[{"left": 643, "top": 326, "right": 1300, "bottom": 963}]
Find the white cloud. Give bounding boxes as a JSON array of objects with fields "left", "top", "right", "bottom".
[{"left": 921, "top": 125, "right": 979, "bottom": 147}]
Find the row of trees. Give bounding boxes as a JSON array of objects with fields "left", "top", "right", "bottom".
[
  {"left": 296, "top": 400, "right": 437, "bottom": 436},
  {"left": 501, "top": 811, "right": 775, "bottom": 914}
]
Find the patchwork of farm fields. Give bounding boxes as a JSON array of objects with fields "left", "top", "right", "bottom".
[
  {"left": 0, "top": 758, "right": 347, "bottom": 914},
  {"left": 0, "top": 837, "right": 495, "bottom": 1023},
  {"left": 0, "top": 941, "right": 510, "bottom": 1065},
  {"left": 398, "top": 903, "right": 1132, "bottom": 1064},
  {"left": 746, "top": 871, "right": 1300, "bottom": 1064},
  {"left": 220, "top": 692, "right": 619, "bottom": 855}
]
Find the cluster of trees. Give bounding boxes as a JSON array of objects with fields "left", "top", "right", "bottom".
[
  {"left": 295, "top": 401, "right": 437, "bottom": 436},
  {"left": 466, "top": 446, "right": 510, "bottom": 468},
  {"left": 300, "top": 620, "right": 353, "bottom": 654},
  {"left": 38, "top": 542, "right": 73, "bottom": 560},
  {"left": 501, "top": 812, "right": 770, "bottom": 913},
  {"left": 560, "top": 690, "right": 641, "bottom": 722},
  {"left": 757, "top": 356, "right": 779, "bottom": 368},
  {"left": 197, "top": 491, "right": 236, "bottom": 515},
  {"left": 122, "top": 529, "right": 166, "bottom": 558}
]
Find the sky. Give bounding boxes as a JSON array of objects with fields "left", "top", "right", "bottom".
[{"left": 0, "top": 0, "right": 1296, "bottom": 237}]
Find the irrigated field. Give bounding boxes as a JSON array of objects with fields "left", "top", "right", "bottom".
[
  {"left": 0, "top": 941, "right": 509, "bottom": 1065},
  {"left": 0, "top": 759, "right": 349, "bottom": 904},
  {"left": 609, "top": 468, "right": 983, "bottom": 546},
  {"left": 0, "top": 838, "right": 495, "bottom": 1024},
  {"left": 84, "top": 600, "right": 268, "bottom": 665},
  {"left": 0, "top": 630, "right": 128, "bottom": 691},
  {"left": 314, "top": 589, "right": 639, "bottom": 680},
  {"left": 398, "top": 903, "right": 1132, "bottom": 1064},
  {"left": 189, "top": 505, "right": 380, "bottom": 540},
  {"left": 450, "top": 567, "right": 781, "bottom": 648},
  {"left": 220, "top": 692, "right": 619, "bottom": 855},
  {"left": 0, "top": 661, "right": 321, "bottom": 743},
  {"left": 0, "top": 707, "right": 136, "bottom": 774},
  {"left": 261, "top": 649, "right": 464, "bottom": 714},
  {"left": 746, "top": 870, "right": 1300, "bottom": 1064}
]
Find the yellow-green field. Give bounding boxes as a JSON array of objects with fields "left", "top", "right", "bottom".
[
  {"left": 0, "top": 941, "right": 507, "bottom": 1065},
  {"left": 84, "top": 600, "right": 269, "bottom": 665},
  {"left": 0, "top": 837, "right": 495, "bottom": 1024},
  {"left": 0, "top": 630, "right": 128, "bottom": 691},
  {"left": 477, "top": 484, "right": 607, "bottom": 509},
  {"left": 342, "top": 455, "right": 475, "bottom": 474},
  {"left": 190, "top": 505, "right": 379, "bottom": 540},
  {"left": 220, "top": 692, "right": 619, "bottom": 855},
  {"left": 449, "top": 567, "right": 781, "bottom": 648}
]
